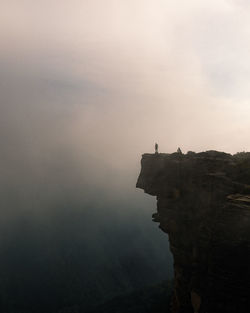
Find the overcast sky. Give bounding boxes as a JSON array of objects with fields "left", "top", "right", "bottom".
[{"left": 1, "top": 0, "right": 250, "bottom": 208}]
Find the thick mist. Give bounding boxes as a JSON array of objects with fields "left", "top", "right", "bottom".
[
  {"left": 1, "top": 0, "right": 250, "bottom": 311},
  {"left": 0, "top": 52, "right": 173, "bottom": 312}
]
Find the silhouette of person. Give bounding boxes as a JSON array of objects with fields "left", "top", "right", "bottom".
[
  {"left": 155, "top": 143, "right": 158, "bottom": 154},
  {"left": 177, "top": 147, "right": 182, "bottom": 154}
]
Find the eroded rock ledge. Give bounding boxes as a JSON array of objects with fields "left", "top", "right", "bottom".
[{"left": 136, "top": 151, "right": 250, "bottom": 313}]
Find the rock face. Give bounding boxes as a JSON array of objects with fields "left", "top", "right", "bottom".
[{"left": 136, "top": 151, "right": 250, "bottom": 313}]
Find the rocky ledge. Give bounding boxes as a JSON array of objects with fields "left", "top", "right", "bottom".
[{"left": 136, "top": 150, "right": 250, "bottom": 313}]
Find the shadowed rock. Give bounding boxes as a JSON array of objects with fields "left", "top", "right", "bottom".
[{"left": 136, "top": 150, "right": 250, "bottom": 313}]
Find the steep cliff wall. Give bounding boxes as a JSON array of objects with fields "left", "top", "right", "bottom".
[{"left": 136, "top": 151, "right": 250, "bottom": 313}]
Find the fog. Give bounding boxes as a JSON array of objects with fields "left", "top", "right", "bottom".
[{"left": 1, "top": 0, "right": 250, "bottom": 311}]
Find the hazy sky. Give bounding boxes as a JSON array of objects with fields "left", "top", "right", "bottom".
[{"left": 1, "top": 0, "right": 250, "bottom": 209}]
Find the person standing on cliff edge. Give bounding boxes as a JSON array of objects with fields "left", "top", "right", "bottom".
[{"left": 155, "top": 143, "right": 158, "bottom": 154}]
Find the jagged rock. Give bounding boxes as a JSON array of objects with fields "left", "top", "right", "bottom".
[{"left": 136, "top": 151, "right": 250, "bottom": 313}]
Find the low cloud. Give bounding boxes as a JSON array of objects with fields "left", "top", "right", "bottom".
[{"left": 1, "top": 0, "right": 250, "bottom": 218}]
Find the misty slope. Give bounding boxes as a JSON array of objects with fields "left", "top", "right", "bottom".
[
  {"left": 87, "top": 280, "right": 173, "bottom": 313},
  {"left": 0, "top": 198, "right": 173, "bottom": 313}
]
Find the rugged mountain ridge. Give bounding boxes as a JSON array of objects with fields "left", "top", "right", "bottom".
[{"left": 136, "top": 151, "right": 250, "bottom": 313}]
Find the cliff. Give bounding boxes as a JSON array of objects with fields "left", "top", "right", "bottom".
[{"left": 136, "top": 151, "right": 250, "bottom": 313}]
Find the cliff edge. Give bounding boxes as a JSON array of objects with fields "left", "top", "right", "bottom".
[{"left": 136, "top": 151, "right": 250, "bottom": 313}]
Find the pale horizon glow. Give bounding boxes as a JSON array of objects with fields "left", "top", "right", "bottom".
[{"left": 1, "top": 0, "right": 250, "bottom": 199}]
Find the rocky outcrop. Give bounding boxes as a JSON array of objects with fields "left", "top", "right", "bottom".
[{"left": 136, "top": 151, "right": 250, "bottom": 313}]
